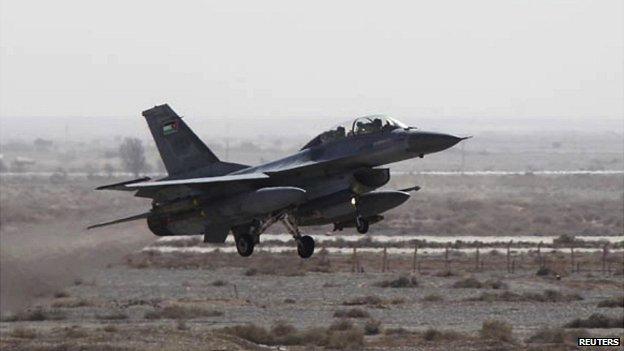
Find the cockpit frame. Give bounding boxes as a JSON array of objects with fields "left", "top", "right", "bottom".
[{"left": 301, "top": 115, "right": 409, "bottom": 150}]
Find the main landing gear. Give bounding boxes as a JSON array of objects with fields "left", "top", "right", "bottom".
[
  {"left": 235, "top": 234, "right": 255, "bottom": 257},
  {"left": 232, "top": 212, "right": 315, "bottom": 259},
  {"left": 281, "top": 214, "right": 315, "bottom": 259}
]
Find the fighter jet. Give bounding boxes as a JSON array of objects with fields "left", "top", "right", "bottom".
[{"left": 89, "top": 104, "right": 468, "bottom": 258}]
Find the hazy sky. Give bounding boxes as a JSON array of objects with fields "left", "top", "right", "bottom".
[{"left": 1, "top": 0, "right": 622, "bottom": 120}]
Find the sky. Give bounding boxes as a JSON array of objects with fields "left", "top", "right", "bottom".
[{"left": 0, "top": 0, "right": 622, "bottom": 123}]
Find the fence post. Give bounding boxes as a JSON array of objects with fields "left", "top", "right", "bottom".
[
  {"left": 382, "top": 246, "right": 387, "bottom": 273},
  {"left": 506, "top": 241, "right": 512, "bottom": 273},
  {"left": 352, "top": 247, "right": 358, "bottom": 273},
  {"left": 444, "top": 244, "right": 450, "bottom": 274},
  {"left": 576, "top": 262, "right": 581, "bottom": 274},
  {"left": 475, "top": 244, "right": 480, "bottom": 271},
  {"left": 602, "top": 244, "right": 608, "bottom": 275},
  {"left": 412, "top": 244, "right": 418, "bottom": 274},
  {"left": 570, "top": 246, "right": 575, "bottom": 273},
  {"left": 537, "top": 241, "right": 543, "bottom": 268}
]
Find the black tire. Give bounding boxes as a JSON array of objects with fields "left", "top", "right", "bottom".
[
  {"left": 236, "top": 234, "right": 254, "bottom": 257},
  {"left": 356, "top": 216, "right": 369, "bottom": 234},
  {"left": 297, "top": 235, "right": 315, "bottom": 259}
]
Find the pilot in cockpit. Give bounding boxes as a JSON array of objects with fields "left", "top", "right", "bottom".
[
  {"left": 336, "top": 126, "right": 346, "bottom": 137},
  {"left": 357, "top": 118, "right": 383, "bottom": 134},
  {"left": 372, "top": 118, "right": 382, "bottom": 131}
]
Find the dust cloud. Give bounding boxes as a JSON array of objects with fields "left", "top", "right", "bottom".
[{"left": 0, "top": 222, "right": 152, "bottom": 315}]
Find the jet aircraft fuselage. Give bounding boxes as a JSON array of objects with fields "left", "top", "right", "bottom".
[{"left": 90, "top": 105, "right": 467, "bottom": 258}]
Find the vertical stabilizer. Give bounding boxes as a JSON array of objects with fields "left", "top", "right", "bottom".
[{"left": 142, "top": 104, "right": 219, "bottom": 176}]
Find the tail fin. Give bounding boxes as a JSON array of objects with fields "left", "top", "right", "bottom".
[{"left": 142, "top": 104, "right": 219, "bottom": 176}]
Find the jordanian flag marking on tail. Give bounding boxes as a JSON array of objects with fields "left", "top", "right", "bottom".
[{"left": 162, "top": 121, "right": 179, "bottom": 135}]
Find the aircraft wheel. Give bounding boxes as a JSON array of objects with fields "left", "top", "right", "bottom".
[
  {"left": 297, "top": 235, "right": 315, "bottom": 259},
  {"left": 356, "top": 216, "right": 369, "bottom": 234},
  {"left": 236, "top": 234, "right": 255, "bottom": 257}
]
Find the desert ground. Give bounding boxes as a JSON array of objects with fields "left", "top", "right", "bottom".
[
  {"left": 1, "top": 171, "right": 622, "bottom": 351},
  {"left": 1, "top": 129, "right": 623, "bottom": 350}
]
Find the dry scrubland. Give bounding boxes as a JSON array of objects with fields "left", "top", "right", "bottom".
[
  {"left": 2, "top": 173, "right": 622, "bottom": 236},
  {"left": 1, "top": 173, "right": 623, "bottom": 350}
]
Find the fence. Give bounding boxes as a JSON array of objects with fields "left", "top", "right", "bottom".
[{"left": 346, "top": 241, "right": 621, "bottom": 276}]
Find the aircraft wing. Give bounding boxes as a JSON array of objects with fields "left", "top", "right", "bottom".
[
  {"left": 96, "top": 173, "right": 269, "bottom": 192},
  {"left": 96, "top": 177, "right": 151, "bottom": 191},
  {"left": 264, "top": 157, "right": 360, "bottom": 178},
  {"left": 124, "top": 173, "right": 269, "bottom": 189},
  {"left": 87, "top": 211, "right": 150, "bottom": 229}
]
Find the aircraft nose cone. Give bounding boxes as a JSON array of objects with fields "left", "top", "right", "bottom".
[{"left": 407, "top": 132, "right": 465, "bottom": 154}]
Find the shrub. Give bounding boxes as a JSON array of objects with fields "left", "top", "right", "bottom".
[
  {"left": 384, "top": 327, "right": 410, "bottom": 335},
  {"left": 222, "top": 323, "right": 271, "bottom": 344},
  {"left": 103, "top": 325, "right": 118, "bottom": 333},
  {"left": 375, "top": 276, "right": 418, "bottom": 288},
  {"left": 389, "top": 297, "right": 406, "bottom": 305},
  {"left": 480, "top": 319, "right": 513, "bottom": 342},
  {"left": 536, "top": 266, "right": 554, "bottom": 276},
  {"left": 526, "top": 327, "right": 591, "bottom": 344},
  {"left": 423, "top": 328, "right": 442, "bottom": 341},
  {"left": 422, "top": 328, "right": 464, "bottom": 341},
  {"left": 3, "top": 309, "right": 66, "bottom": 322},
  {"left": 329, "top": 319, "right": 354, "bottom": 331},
  {"left": 64, "top": 326, "right": 88, "bottom": 338},
  {"left": 96, "top": 311, "right": 128, "bottom": 320},
  {"left": 422, "top": 294, "right": 444, "bottom": 302},
  {"left": 333, "top": 308, "right": 370, "bottom": 319},
  {"left": 469, "top": 289, "right": 582, "bottom": 303},
  {"left": 526, "top": 328, "right": 564, "bottom": 344},
  {"left": 364, "top": 319, "right": 381, "bottom": 335},
  {"left": 326, "top": 328, "right": 364, "bottom": 350},
  {"left": 145, "top": 305, "right": 223, "bottom": 320},
  {"left": 271, "top": 320, "right": 297, "bottom": 338},
  {"left": 212, "top": 279, "right": 228, "bottom": 287},
  {"left": 52, "top": 298, "right": 93, "bottom": 308},
  {"left": 343, "top": 295, "right": 383, "bottom": 306},
  {"left": 54, "top": 291, "right": 70, "bottom": 298},
  {"left": 484, "top": 279, "right": 508, "bottom": 290},
  {"left": 9, "top": 327, "right": 37, "bottom": 339},
  {"left": 176, "top": 320, "right": 189, "bottom": 331},
  {"left": 452, "top": 277, "right": 483, "bottom": 289},
  {"left": 565, "top": 313, "right": 624, "bottom": 328},
  {"left": 220, "top": 321, "right": 363, "bottom": 349},
  {"left": 597, "top": 296, "right": 624, "bottom": 308}
]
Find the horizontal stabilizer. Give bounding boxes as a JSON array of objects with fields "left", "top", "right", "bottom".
[
  {"left": 96, "top": 177, "right": 151, "bottom": 191},
  {"left": 125, "top": 173, "right": 269, "bottom": 189},
  {"left": 87, "top": 212, "right": 150, "bottom": 230},
  {"left": 399, "top": 185, "right": 421, "bottom": 192}
]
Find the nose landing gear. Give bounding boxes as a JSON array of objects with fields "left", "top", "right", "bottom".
[
  {"left": 351, "top": 196, "right": 369, "bottom": 234},
  {"left": 355, "top": 215, "right": 369, "bottom": 234}
]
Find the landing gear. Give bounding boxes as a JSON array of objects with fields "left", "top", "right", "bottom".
[
  {"left": 235, "top": 234, "right": 255, "bottom": 257},
  {"left": 231, "top": 211, "right": 295, "bottom": 257},
  {"left": 281, "top": 214, "right": 315, "bottom": 259},
  {"left": 351, "top": 196, "right": 369, "bottom": 234},
  {"left": 356, "top": 215, "right": 369, "bottom": 234},
  {"left": 297, "top": 235, "right": 315, "bottom": 258}
]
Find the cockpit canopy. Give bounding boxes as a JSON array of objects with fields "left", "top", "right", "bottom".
[{"left": 301, "top": 115, "right": 410, "bottom": 150}]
